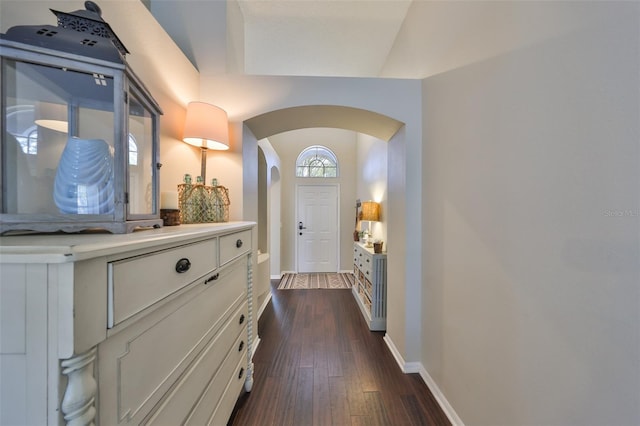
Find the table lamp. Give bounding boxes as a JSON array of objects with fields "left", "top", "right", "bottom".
[
  {"left": 360, "top": 201, "right": 380, "bottom": 247},
  {"left": 182, "top": 101, "right": 229, "bottom": 183}
]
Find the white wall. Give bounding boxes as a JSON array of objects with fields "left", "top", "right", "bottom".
[
  {"left": 257, "top": 138, "right": 282, "bottom": 277},
  {"left": 269, "top": 166, "right": 282, "bottom": 278},
  {"left": 356, "top": 134, "right": 388, "bottom": 246},
  {"left": 421, "top": 3, "right": 640, "bottom": 425}
]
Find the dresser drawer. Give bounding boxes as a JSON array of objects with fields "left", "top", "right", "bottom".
[
  {"left": 108, "top": 239, "right": 217, "bottom": 326},
  {"left": 98, "top": 256, "right": 248, "bottom": 426},
  {"left": 220, "top": 230, "right": 251, "bottom": 266},
  {"left": 206, "top": 354, "right": 248, "bottom": 426},
  {"left": 144, "top": 303, "right": 248, "bottom": 425},
  {"left": 186, "top": 340, "right": 248, "bottom": 425}
]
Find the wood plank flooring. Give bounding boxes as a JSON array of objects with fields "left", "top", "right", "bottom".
[{"left": 228, "top": 280, "right": 451, "bottom": 426}]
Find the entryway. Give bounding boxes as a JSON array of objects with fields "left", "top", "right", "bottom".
[{"left": 296, "top": 184, "right": 339, "bottom": 273}]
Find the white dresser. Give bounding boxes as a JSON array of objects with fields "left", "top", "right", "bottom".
[
  {"left": 0, "top": 223, "right": 256, "bottom": 426},
  {"left": 352, "top": 242, "right": 387, "bottom": 331}
]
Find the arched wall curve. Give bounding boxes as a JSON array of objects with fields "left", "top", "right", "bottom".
[{"left": 245, "top": 105, "right": 404, "bottom": 141}]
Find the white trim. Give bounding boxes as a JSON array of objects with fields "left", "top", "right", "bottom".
[
  {"left": 270, "top": 274, "right": 282, "bottom": 280},
  {"left": 251, "top": 337, "right": 261, "bottom": 360},
  {"left": 383, "top": 334, "right": 464, "bottom": 426},
  {"left": 383, "top": 334, "right": 413, "bottom": 372},
  {"left": 418, "top": 367, "right": 465, "bottom": 426},
  {"left": 256, "top": 291, "right": 272, "bottom": 320}
]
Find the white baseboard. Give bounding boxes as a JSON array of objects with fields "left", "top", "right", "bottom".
[
  {"left": 383, "top": 334, "right": 418, "bottom": 373},
  {"left": 418, "top": 367, "right": 465, "bottom": 426},
  {"left": 270, "top": 274, "right": 282, "bottom": 280},
  {"left": 339, "top": 269, "right": 354, "bottom": 274},
  {"left": 383, "top": 334, "right": 464, "bottom": 426},
  {"left": 251, "top": 337, "right": 260, "bottom": 359},
  {"left": 257, "top": 291, "right": 272, "bottom": 320}
]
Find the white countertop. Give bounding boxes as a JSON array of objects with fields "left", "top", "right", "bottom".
[{"left": 0, "top": 222, "right": 255, "bottom": 263}]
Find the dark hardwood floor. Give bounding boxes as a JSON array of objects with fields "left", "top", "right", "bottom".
[{"left": 228, "top": 280, "right": 451, "bottom": 426}]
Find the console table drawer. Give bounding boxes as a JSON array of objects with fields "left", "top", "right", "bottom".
[
  {"left": 220, "top": 230, "right": 252, "bottom": 265},
  {"left": 109, "top": 239, "right": 217, "bottom": 326},
  {"left": 361, "top": 254, "right": 373, "bottom": 278}
]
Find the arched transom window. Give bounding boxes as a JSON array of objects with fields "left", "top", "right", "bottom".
[{"left": 295, "top": 145, "right": 339, "bottom": 178}]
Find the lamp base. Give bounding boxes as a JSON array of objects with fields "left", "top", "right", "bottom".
[{"left": 200, "top": 147, "right": 208, "bottom": 183}]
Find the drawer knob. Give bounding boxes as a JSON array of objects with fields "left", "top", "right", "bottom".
[
  {"left": 238, "top": 367, "right": 245, "bottom": 379},
  {"left": 236, "top": 239, "right": 243, "bottom": 248},
  {"left": 175, "top": 258, "right": 191, "bottom": 273},
  {"left": 204, "top": 273, "right": 219, "bottom": 284},
  {"left": 239, "top": 314, "right": 245, "bottom": 325},
  {"left": 238, "top": 341, "right": 244, "bottom": 352}
]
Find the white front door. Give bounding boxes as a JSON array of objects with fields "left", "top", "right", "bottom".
[{"left": 296, "top": 184, "right": 338, "bottom": 273}]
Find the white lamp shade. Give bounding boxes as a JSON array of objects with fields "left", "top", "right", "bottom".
[
  {"left": 35, "top": 102, "right": 68, "bottom": 133},
  {"left": 183, "top": 101, "right": 229, "bottom": 150}
]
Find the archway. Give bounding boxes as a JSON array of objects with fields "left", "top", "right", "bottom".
[
  {"left": 245, "top": 105, "right": 404, "bottom": 142},
  {"left": 245, "top": 104, "right": 403, "bottom": 276}
]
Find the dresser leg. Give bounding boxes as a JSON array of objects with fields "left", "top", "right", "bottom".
[
  {"left": 245, "top": 252, "right": 254, "bottom": 392},
  {"left": 244, "top": 361, "right": 254, "bottom": 392},
  {"left": 60, "top": 347, "right": 97, "bottom": 426}
]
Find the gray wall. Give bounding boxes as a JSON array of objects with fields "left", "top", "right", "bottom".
[{"left": 421, "top": 3, "right": 640, "bottom": 424}]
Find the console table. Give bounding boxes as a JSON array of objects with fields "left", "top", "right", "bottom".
[{"left": 352, "top": 242, "right": 387, "bottom": 331}]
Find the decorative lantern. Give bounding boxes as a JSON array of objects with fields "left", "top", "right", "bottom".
[{"left": 0, "top": 1, "right": 163, "bottom": 234}]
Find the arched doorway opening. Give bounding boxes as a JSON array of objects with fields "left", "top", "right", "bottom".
[{"left": 246, "top": 104, "right": 403, "bottom": 278}]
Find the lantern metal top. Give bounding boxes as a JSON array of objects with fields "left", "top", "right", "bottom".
[{"left": 1, "top": 1, "right": 128, "bottom": 63}]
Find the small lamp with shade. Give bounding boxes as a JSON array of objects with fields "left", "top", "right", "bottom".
[{"left": 360, "top": 200, "right": 380, "bottom": 248}]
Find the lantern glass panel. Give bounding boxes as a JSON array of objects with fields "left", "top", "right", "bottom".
[
  {"left": 127, "top": 91, "right": 155, "bottom": 216},
  {"left": 2, "top": 59, "right": 116, "bottom": 217}
]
